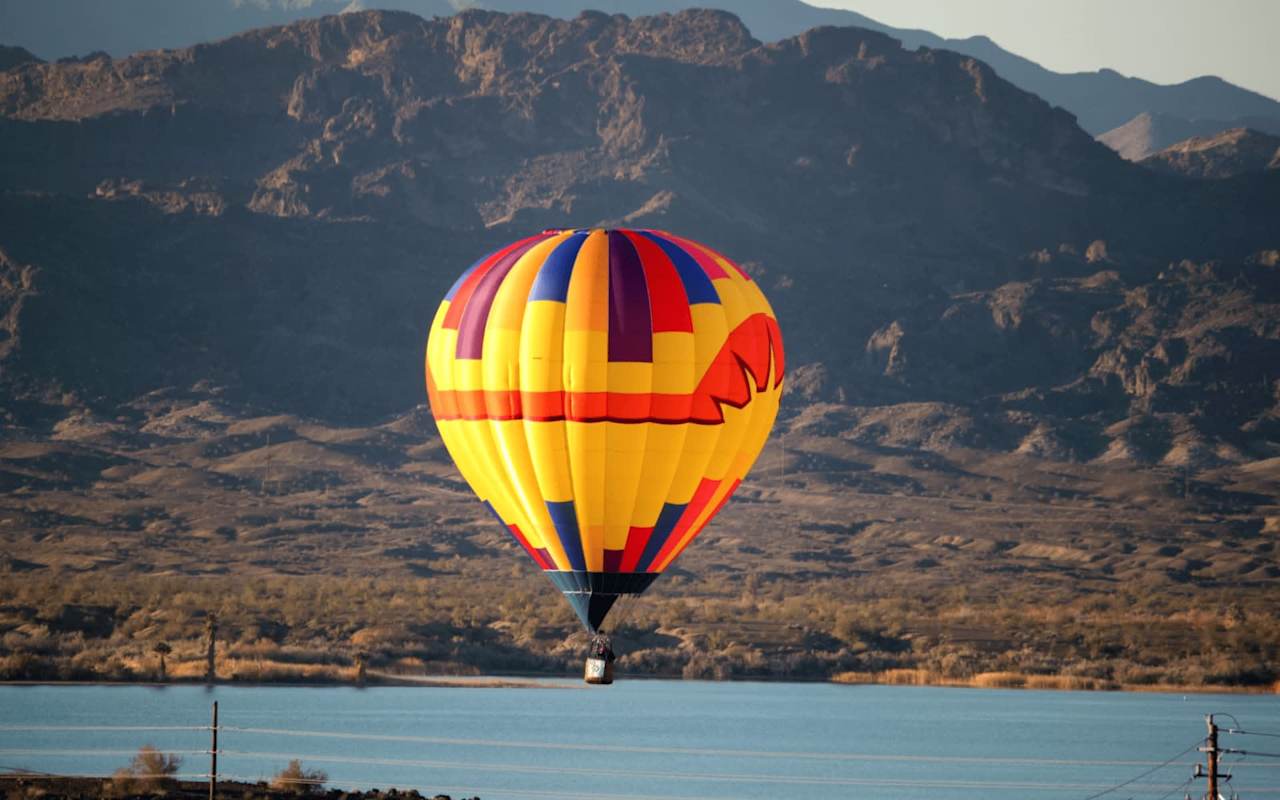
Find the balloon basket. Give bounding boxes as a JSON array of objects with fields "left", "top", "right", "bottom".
[{"left": 584, "top": 656, "right": 614, "bottom": 685}]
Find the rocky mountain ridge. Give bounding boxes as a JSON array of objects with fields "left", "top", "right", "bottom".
[
  {"left": 0, "top": 8, "right": 1277, "bottom": 471},
  {"left": 6, "top": 0, "right": 1279, "bottom": 140},
  {"left": 1098, "top": 110, "right": 1280, "bottom": 161}
]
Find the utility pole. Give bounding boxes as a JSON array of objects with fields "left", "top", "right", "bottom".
[
  {"left": 209, "top": 701, "right": 218, "bottom": 800},
  {"left": 1197, "top": 714, "right": 1223, "bottom": 800},
  {"left": 1207, "top": 715, "right": 1218, "bottom": 800}
]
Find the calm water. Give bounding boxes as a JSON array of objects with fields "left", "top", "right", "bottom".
[{"left": 1, "top": 681, "right": 1278, "bottom": 799}]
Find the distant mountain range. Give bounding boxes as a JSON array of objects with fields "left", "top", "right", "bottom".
[
  {"left": 2, "top": 9, "right": 1278, "bottom": 468},
  {"left": 3, "top": 0, "right": 1279, "bottom": 143}
]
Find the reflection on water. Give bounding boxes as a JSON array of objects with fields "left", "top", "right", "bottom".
[{"left": 1, "top": 681, "right": 1278, "bottom": 799}]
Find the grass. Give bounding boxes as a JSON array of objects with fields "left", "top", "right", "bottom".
[
  {"left": 1, "top": 401, "right": 1277, "bottom": 691},
  {"left": 1, "top": 570, "right": 1277, "bottom": 692}
]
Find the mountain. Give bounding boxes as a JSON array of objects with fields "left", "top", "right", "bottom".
[
  {"left": 1139, "top": 128, "right": 1280, "bottom": 179},
  {"left": 4, "top": 0, "right": 1279, "bottom": 138},
  {"left": 0, "top": 0, "right": 456, "bottom": 62},
  {"left": 1, "top": 8, "right": 1277, "bottom": 462},
  {"left": 480, "top": 1, "right": 1280, "bottom": 136},
  {"left": 1099, "top": 111, "right": 1280, "bottom": 161}
]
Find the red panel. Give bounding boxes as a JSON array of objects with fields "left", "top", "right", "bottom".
[
  {"left": 623, "top": 231, "right": 693, "bottom": 333},
  {"left": 649, "top": 477, "right": 720, "bottom": 569},
  {"left": 508, "top": 523, "right": 552, "bottom": 569},
  {"left": 663, "top": 478, "right": 740, "bottom": 567},
  {"left": 620, "top": 525, "right": 654, "bottom": 572}
]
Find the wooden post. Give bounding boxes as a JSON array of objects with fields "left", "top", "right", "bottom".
[
  {"left": 209, "top": 701, "right": 218, "bottom": 800},
  {"left": 1206, "top": 714, "right": 1218, "bottom": 800},
  {"left": 205, "top": 614, "right": 217, "bottom": 683}
]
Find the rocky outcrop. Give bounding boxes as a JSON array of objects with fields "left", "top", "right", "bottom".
[{"left": 1141, "top": 128, "right": 1280, "bottom": 179}]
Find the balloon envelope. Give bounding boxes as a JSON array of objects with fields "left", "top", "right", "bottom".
[{"left": 425, "top": 228, "right": 784, "bottom": 631}]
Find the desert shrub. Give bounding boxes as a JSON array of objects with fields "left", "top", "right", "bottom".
[
  {"left": 270, "top": 760, "right": 328, "bottom": 794},
  {"left": 972, "top": 671, "right": 1027, "bottom": 688},
  {"left": 108, "top": 745, "right": 180, "bottom": 795}
]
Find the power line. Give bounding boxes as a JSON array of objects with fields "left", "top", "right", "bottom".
[
  {"left": 0, "top": 750, "right": 209, "bottom": 758},
  {"left": 1080, "top": 741, "right": 1202, "bottom": 800},
  {"left": 0, "top": 726, "right": 206, "bottom": 733},
  {"left": 214, "top": 748, "right": 1194, "bottom": 790},
  {"left": 216, "top": 725, "right": 1207, "bottom": 767},
  {"left": 1151, "top": 775, "right": 1194, "bottom": 800},
  {"left": 1229, "top": 729, "right": 1280, "bottom": 740}
]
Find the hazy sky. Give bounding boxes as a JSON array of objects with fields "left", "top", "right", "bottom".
[{"left": 812, "top": 0, "right": 1280, "bottom": 101}]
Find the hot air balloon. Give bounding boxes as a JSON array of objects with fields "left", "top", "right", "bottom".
[{"left": 424, "top": 228, "right": 783, "bottom": 681}]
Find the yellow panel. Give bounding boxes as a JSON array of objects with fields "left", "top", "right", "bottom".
[
  {"left": 482, "top": 330, "right": 522, "bottom": 391},
  {"left": 567, "top": 419, "right": 606, "bottom": 571},
  {"left": 489, "top": 419, "right": 570, "bottom": 569},
  {"left": 629, "top": 421, "right": 689, "bottom": 528},
  {"left": 488, "top": 234, "right": 567, "bottom": 331},
  {"left": 520, "top": 302, "right": 565, "bottom": 393},
  {"left": 444, "top": 413, "right": 536, "bottom": 545},
  {"left": 606, "top": 362, "right": 652, "bottom": 395},
  {"left": 732, "top": 371, "right": 782, "bottom": 482},
  {"left": 454, "top": 359, "right": 485, "bottom": 393},
  {"left": 522, "top": 420, "right": 574, "bottom": 502},
  {"left": 737, "top": 276, "right": 778, "bottom": 322},
  {"left": 563, "top": 331, "right": 608, "bottom": 393},
  {"left": 604, "top": 421, "right": 647, "bottom": 550},
  {"left": 712, "top": 276, "right": 751, "bottom": 333},
  {"left": 690, "top": 305, "right": 728, "bottom": 376},
  {"left": 426, "top": 306, "right": 457, "bottom": 392},
  {"left": 664, "top": 299, "right": 728, "bottom": 506},
  {"left": 704, "top": 395, "right": 755, "bottom": 482},
  {"left": 519, "top": 297, "right": 574, "bottom": 532},
  {"left": 651, "top": 332, "right": 695, "bottom": 394}
]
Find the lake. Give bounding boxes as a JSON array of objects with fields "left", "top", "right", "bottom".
[{"left": 1, "top": 681, "right": 1278, "bottom": 799}]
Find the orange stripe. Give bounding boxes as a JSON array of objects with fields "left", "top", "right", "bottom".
[{"left": 431, "top": 389, "right": 711, "bottom": 424}]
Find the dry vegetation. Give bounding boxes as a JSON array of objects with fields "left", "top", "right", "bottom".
[{"left": 1, "top": 391, "right": 1277, "bottom": 691}]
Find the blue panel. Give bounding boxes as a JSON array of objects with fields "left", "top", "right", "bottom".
[
  {"left": 633, "top": 502, "right": 688, "bottom": 572},
  {"left": 481, "top": 501, "right": 505, "bottom": 528},
  {"left": 639, "top": 231, "right": 720, "bottom": 305},
  {"left": 546, "top": 500, "right": 587, "bottom": 571},
  {"left": 528, "top": 232, "right": 587, "bottom": 302}
]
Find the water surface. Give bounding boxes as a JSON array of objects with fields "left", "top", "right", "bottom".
[{"left": 2, "top": 681, "right": 1278, "bottom": 799}]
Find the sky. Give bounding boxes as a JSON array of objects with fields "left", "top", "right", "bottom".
[{"left": 811, "top": 0, "right": 1280, "bottom": 101}]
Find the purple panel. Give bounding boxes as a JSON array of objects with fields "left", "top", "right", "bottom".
[
  {"left": 606, "top": 230, "right": 653, "bottom": 363},
  {"left": 455, "top": 236, "right": 545, "bottom": 359}
]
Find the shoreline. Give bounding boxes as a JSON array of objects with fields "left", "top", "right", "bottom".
[{"left": 1, "top": 672, "right": 1275, "bottom": 695}]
